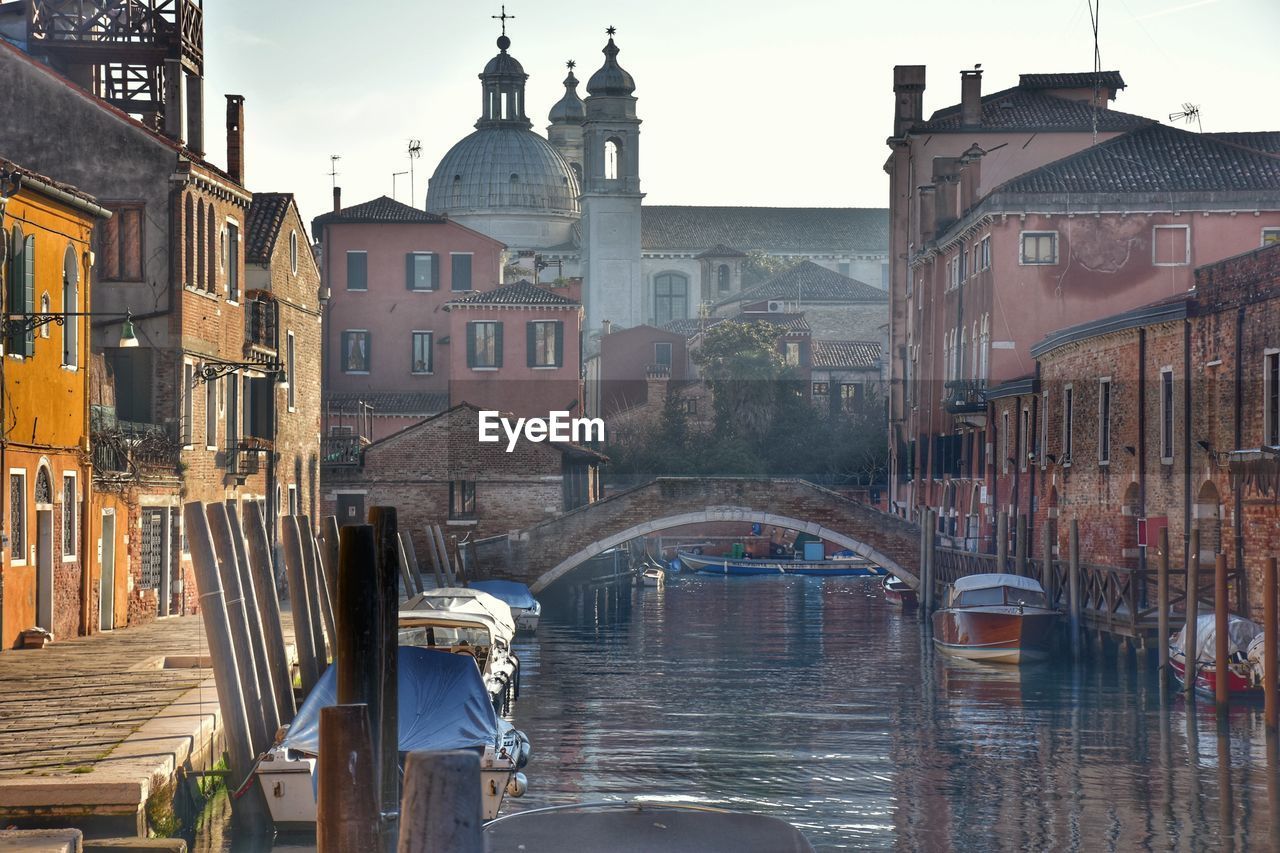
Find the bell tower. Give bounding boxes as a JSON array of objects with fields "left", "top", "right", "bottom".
[{"left": 580, "top": 26, "right": 644, "bottom": 344}]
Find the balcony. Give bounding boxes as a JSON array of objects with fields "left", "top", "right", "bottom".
[
  {"left": 321, "top": 434, "right": 364, "bottom": 468},
  {"left": 91, "top": 415, "right": 179, "bottom": 478},
  {"left": 943, "top": 379, "right": 987, "bottom": 414},
  {"left": 245, "top": 292, "right": 279, "bottom": 356},
  {"left": 227, "top": 437, "right": 271, "bottom": 478}
]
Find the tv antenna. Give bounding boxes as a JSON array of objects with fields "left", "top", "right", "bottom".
[
  {"left": 328, "top": 154, "right": 341, "bottom": 189},
  {"left": 392, "top": 170, "right": 409, "bottom": 201},
  {"left": 407, "top": 139, "right": 422, "bottom": 207},
  {"left": 1169, "top": 103, "right": 1202, "bottom": 133}
]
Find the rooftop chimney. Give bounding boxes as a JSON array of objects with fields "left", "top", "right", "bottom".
[
  {"left": 186, "top": 73, "right": 205, "bottom": 156},
  {"left": 918, "top": 184, "right": 937, "bottom": 244},
  {"left": 960, "top": 68, "right": 983, "bottom": 127},
  {"left": 333, "top": 186, "right": 342, "bottom": 212},
  {"left": 892, "top": 65, "right": 927, "bottom": 138},
  {"left": 225, "top": 95, "right": 245, "bottom": 185},
  {"left": 162, "top": 58, "right": 184, "bottom": 143}
]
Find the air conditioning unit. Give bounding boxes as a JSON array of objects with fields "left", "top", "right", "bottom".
[{"left": 767, "top": 300, "right": 784, "bottom": 313}]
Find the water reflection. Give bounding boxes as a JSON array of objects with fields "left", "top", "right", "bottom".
[{"left": 195, "top": 574, "right": 1277, "bottom": 851}]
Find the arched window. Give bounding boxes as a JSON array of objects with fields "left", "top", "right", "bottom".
[
  {"left": 289, "top": 230, "right": 298, "bottom": 275},
  {"left": 206, "top": 202, "right": 217, "bottom": 292},
  {"left": 979, "top": 314, "right": 990, "bottom": 380},
  {"left": 452, "top": 175, "right": 463, "bottom": 207},
  {"left": 196, "top": 204, "right": 206, "bottom": 290},
  {"left": 184, "top": 194, "right": 194, "bottom": 286},
  {"left": 717, "top": 264, "right": 730, "bottom": 293},
  {"left": 63, "top": 246, "right": 78, "bottom": 367},
  {"left": 653, "top": 273, "right": 688, "bottom": 327},
  {"left": 35, "top": 466, "right": 51, "bottom": 506},
  {"left": 971, "top": 321, "right": 979, "bottom": 379},
  {"left": 958, "top": 328, "right": 966, "bottom": 383},
  {"left": 604, "top": 138, "right": 620, "bottom": 180}
]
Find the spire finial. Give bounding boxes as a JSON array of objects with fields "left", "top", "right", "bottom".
[
  {"left": 606, "top": 25, "right": 616, "bottom": 37},
  {"left": 493, "top": 5, "right": 515, "bottom": 50},
  {"left": 567, "top": 59, "right": 576, "bottom": 70}
]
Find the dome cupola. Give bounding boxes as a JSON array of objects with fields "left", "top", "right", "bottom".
[
  {"left": 586, "top": 27, "right": 636, "bottom": 97},
  {"left": 548, "top": 60, "right": 586, "bottom": 125},
  {"left": 477, "top": 33, "right": 531, "bottom": 129}
]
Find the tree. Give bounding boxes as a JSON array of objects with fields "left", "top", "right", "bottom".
[
  {"left": 741, "top": 250, "right": 799, "bottom": 289},
  {"left": 691, "top": 321, "right": 786, "bottom": 441}
]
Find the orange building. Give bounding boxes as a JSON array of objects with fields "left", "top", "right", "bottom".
[{"left": 0, "top": 159, "right": 109, "bottom": 649}]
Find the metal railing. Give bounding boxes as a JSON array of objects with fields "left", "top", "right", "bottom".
[
  {"left": 321, "top": 435, "right": 363, "bottom": 467},
  {"left": 943, "top": 379, "right": 987, "bottom": 413},
  {"left": 92, "top": 420, "right": 179, "bottom": 475}
]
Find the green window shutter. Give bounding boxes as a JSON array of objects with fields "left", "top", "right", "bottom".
[
  {"left": 5, "top": 230, "right": 18, "bottom": 355},
  {"left": 431, "top": 253, "right": 440, "bottom": 290},
  {"left": 554, "top": 321, "right": 564, "bottom": 367},
  {"left": 466, "top": 324, "right": 476, "bottom": 368},
  {"left": 493, "top": 322, "right": 503, "bottom": 368},
  {"left": 451, "top": 254, "right": 472, "bottom": 291},
  {"left": 22, "top": 235, "right": 35, "bottom": 356},
  {"left": 405, "top": 253, "right": 415, "bottom": 290},
  {"left": 526, "top": 322, "right": 536, "bottom": 367}
]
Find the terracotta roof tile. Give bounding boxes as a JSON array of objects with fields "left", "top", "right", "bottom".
[
  {"left": 918, "top": 86, "right": 1153, "bottom": 133},
  {"left": 245, "top": 192, "right": 294, "bottom": 265},
  {"left": 694, "top": 244, "right": 747, "bottom": 258},
  {"left": 312, "top": 195, "right": 447, "bottom": 230},
  {"left": 447, "top": 279, "right": 579, "bottom": 306},
  {"left": 812, "top": 340, "right": 882, "bottom": 369},
  {"left": 1018, "top": 71, "right": 1125, "bottom": 90},
  {"left": 723, "top": 261, "right": 887, "bottom": 306},
  {"left": 326, "top": 391, "right": 449, "bottom": 416},
  {"left": 1206, "top": 131, "right": 1280, "bottom": 156},
  {"left": 642, "top": 206, "right": 888, "bottom": 253}
]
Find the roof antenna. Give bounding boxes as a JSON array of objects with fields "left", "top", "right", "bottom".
[
  {"left": 1169, "top": 103, "right": 1202, "bottom": 133},
  {"left": 1087, "top": 0, "right": 1103, "bottom": 145},
  {"left": 328, "top": 154, "right": 341, "bottom": 189},
  {"left": 407, "top": 139, "right": 422, "bottom": 207}
]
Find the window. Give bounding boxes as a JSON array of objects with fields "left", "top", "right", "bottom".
[
  {"left": 346, "top": 251, "right": 368, "bottom": 291},
  {"left": 784, "top": 341, "right": 801, "bottom": 367},
  {"left": 717, "top": 264, "right": 730, "bottom": 293},
  {"left": 1063, "top": 385, "right": 1074, "bottom": 464},
  {"left": 467, "top": 321, "right": 502, "bottom": 368},
  {"left": 286, "top": 332, "right": 296, "bottom": 410},
  {"left": 207, "top": 205, "right": 217, "bottom": 291},
  {"left": 654, "top": 273, "right": 688, "bottom": 327},
  {"left": 100, "top": 204, "right": 144, "bottom": 281},
  {"left": 62, "top": 474, "right": 77, "bottom": 558},
  {"left": 1160, "top": 369, "right": 1174, "bottom": 461},
  {"left": 184, "top": 195, "right": 195, "bottom": 285},
  {"left": 604, "top": 139, "right": 620, "bottom": 180},
  {"left": 979, "top": 314, "right": 990, "bottom": 379},
  {"left": 62, "top": 246, "right": 79, "bottom": 366},
  {"left": 289, "top": 231, "right": 299, "bottom": 275},
  {"left": 181, "top": 362, "right": 194, "bottom": 446},
  {"left": 1263, "top": 228, "right": 1280, "bottom": 247},
  {"left": 977, "top": 235, "right": 991, "bottom": 271},
  {"left": 9, "top": 472, "right": 25, "bottom": 563},
  {"left": 1001, "top": 411, "right": 1010, "bottom": 474},
  {"left": 226, "top": 375, "right": 239, "bottom": 452},
  {"left": 1153, "top": 225, "right": 1190, "bottom": 266},
  {"left": 1019, "top": 408, "right": 1029, "bottom": 472},
  {"left": 287, "top": 484, "right": 299, "bottom": 518},
  {"left": 812, "top": 381, "right": 829, "bottom": 396},
  {"left": 1098, "top": 378, "right": 1112, "bottom": 464},
  {"left": 1040, "top": 391, "right": 1049, "bottom": 470},
  {"left": 960, "top": 248, "right": 968, "bottom": 282},
  {"left": 205, "top": 371, "right": 218, "bottom": 448},
  {"left": 449, "top": 480, "right": 476, "bottom": 518},
  {"left": 7, "top": 227, "right": 34, "bottom": 356},
  {"left": 838, "top": 262, "right": 850, "bottom": 277},
  {"left": 451, "top": 253, "right": 473, "bottom": 291},
  {"left": 1267, "top": 351, "right": 1280, "bottom": 447},
  {"left": 342, "top": 330, "right": 371, "bottom": 373},
  {"left": 226, "top": 222, "right": 240, "bottom": 301},
  {"left": 841, "top": 383, "right": 863, "bottom": 410},
  {"left": 411, "top": 331, "right": 433, "bottom": 374},
  {"left": 527, "top": 321, "right": 563, "bottom": 368},
  {"left": 654, "top": 341, "right": 672, "bottom": 368},
  {"left": 407, "top": 252, "right": 439, "bottom": 291},
  {"left": 1020, "top": 231, "right": 1058, "bottom": 265}
]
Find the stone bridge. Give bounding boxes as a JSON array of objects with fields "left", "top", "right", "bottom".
[{"left": 483, "top": 478, "right": 922, "bottom": 593}]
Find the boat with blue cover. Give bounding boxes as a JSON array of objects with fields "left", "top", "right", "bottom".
[
  {"left": 675, "top": 549, "right": 886, "bottom": 577},
  {"left": 469, "top": 579, "right": 542, "bottom": 632}
]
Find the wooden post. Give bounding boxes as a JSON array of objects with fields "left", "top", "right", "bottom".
[
  {"left": 336, "top": 524, "right": 383, "bottom": 829},
  {"left": 1041, "top": 523, "right": 1054, "bottom": 607},
  {"left": 924, "top": 510, "right": 937, "bottom": 615},
  {"left": 396, "top": 750, "right": 483, "bottom": 853},
  {"left": 181, "top": 502, "right": 269, "bottom": 828},
  {"left": 395, "top": 533, "right": 416, "bottom": 598},
  {"left": 224, "top": 500, "right": 280, "bottom": 739},
  {"left": 282, "top": 515, "right": 321, "bottom": 694},
  {"left": 398, "top": 533, "right": 423, "bottom": 596},
  {"left": 320, "top": 516, "right": 342, "bottom": 617},
  {"left": 244, "top": 501, "right": 295, "bottom": 722},
  {"left": 433, "top": 525, "right": 457, "bottom": 586},
  {"left": 423, "top": 527, "right": 447, "bottom": 589},
  {"left": 300, "top": 516, "right": 333, "bottom": 663},
  {"left": 1068, "top": 519, "right": 1082, "bottom": 659},
  {"left": 369, "top": 507, "right": 402, "bottom": 835},
  {"left": 206, "top": 503, "right": 271, "bottom": 756},
  {"left": 451, "top": 534, "right": 468, "bottom": 585},
  {"left": 1186, "top": 528, "right": 1200, "bottom": 700},
  {"left": 1015, "top": 513, "right": 1028, "bottom": 577},
  {"left": 1265, "top": 556, "right": 1277, "bottom": 731},
  {"left": 1158, "top": 526, "right": 1171, "bottom": 693},
  {"left": 918, "top": 508, "right": 930, "bottom": 620},
  {"left": 996, "top": 511, "right": 1009, "bottom": 574},
  {"left": 317, "top": 704, "right": 379, "bottom": 853},
  {"left": 1216, "top": 552, "right": 1231, "bottom": 712}
]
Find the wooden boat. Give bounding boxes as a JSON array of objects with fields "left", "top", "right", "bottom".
[
  {"left": 469, "top": 579, "right": 542, "bottom": 632},
  {"left": 932, "top": 574, "right": 1059, "bottom": 664},
  {"left": 485, "top": 801, "right": 814, "bottom": 852},
  {"left": 398, "top": 597, "right": 520, "bottom": 715},
  {"left": 882, "top": 575, "right": 917, "bottom": 608},
  {"left": 676, "top": 550, "right": 886, "bottom": 577},
  {"left": 1168, "top": 613, "right": 1265, "bottom": 700}
]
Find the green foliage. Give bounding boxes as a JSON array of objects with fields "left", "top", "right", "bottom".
[
  {"left": 691, "top": 321, "right": 786, "bottom": 442},
  {"left": 741, "top": 250, "right": 799, "bottom": 289}
]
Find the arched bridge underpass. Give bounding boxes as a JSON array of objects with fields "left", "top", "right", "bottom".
[{"left": 493, "top": 478, "right": 922, "bottom": 594}]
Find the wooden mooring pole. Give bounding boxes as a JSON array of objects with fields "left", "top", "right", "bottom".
[
  {"left": 1041, "top": 523, "right": 1054, "bottom": 606},
  {"left": 1068, "top": 519, "right": 1081, "bottom": 659},
  {"left": 244, "top": 500, "right": 295, "bottom": 722},
  {"left": 396, "top": 750, "right": 483, "bottom": 853},
  {"left": 1015, "top": 513, "right": 1028, "bottom": 577},
  {"left": 924, "top": 510, "right": 937, "bottom": 614},
  {"left": 317, "top": 704, "right": 379, "bottom": 853},
  {"left": 223, "top": 500, "right": 280, "bottom": 739},
  {"left": 1265, "top": 556, "right": 1278, "bottom": 731},
  {"left": 282, "top": 515, "right": 321, "bottom": 694},
  {"left": 370, "top": 507, "right": 402, "bottom": 837},
  {"left": 918, "top": 508, "right": 930, "bottom": 620},
  {"left": 433, "top": 524, "right": 457, "bottom": 586},
  {"left": 1216, "top": 552, "right": 1231, "bottom": 712},
  {"left": 1157, "top": 526, "right": 1171, "bottom": 693},
  {"left": 319, "top": 516, "right": 342, "bottom": 616},
  {"left": 300, "top": 516, "right": 333, "bottom": 663},
  {"left": 1186, "top": 528, "right": 1200, "bottom": 701},
  {"left": 996, "top": 511, "right": 1009, "bottom": 574}
]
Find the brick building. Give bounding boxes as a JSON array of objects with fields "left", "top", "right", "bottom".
[
  {"left": 320, "top": 403, "right": 605, "bottom": 561},
  {"left": 713, "top": 261, "right": 888, "bottom": 345},
  {"left": 1027, "top": 243, "right": 1280, "bottom": 621}
]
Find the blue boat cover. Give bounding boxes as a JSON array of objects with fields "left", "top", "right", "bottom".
[
  {"left": 469, "top": 580, "right": 538, "bottom": 611},
  {"left": 280, "top": 646, "right": 497, "bottom": 755}
]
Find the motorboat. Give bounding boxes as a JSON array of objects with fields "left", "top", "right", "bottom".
[
  {"left": 256, "top": 646, "right": 528, "bottom": 828},
  {"left": 469, "top": 580, "right": 542, "bottom": 632},
  {"left": 1168, "top": 613, "right": 1265, "bottom": 699},
  {"left": 484, "top": 801, "right": 814, "bottom": 852},
  {"left": 404, "top": 587, "right": 517, "bottom": 637},
  {"left": 638, "top": 565, "right": 666, "bottom": 588},
  {"left": 398, "top": 602, "right": 520, "bottom": 715},
  {"left": 932, "top": 574, "right": 1059, "bottom": 664},
  {"left": 676, "top": 549, "right": 886, "bottom": 577},
  {"left": 882, "top": 575, "right": 918, "bottom": 609}
]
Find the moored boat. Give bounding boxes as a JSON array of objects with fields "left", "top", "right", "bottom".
[
  {"left": 882, "top": 575, "right": 918, "bottom": 608},
  {"left": 676, "top": 549, "right": 886, "bottom": 577},
  {"left": 932, "top": 574, "right": 1058, "bottom": 664},
  {"left": 639, "top": 564, "right": 666, "bottom": 588},
  {"left": 469, "top": 579, "right": 542, "bottom": 632},
  {"left": 1168, "top": 613, "right": 1265, "bottom": 700},
  {"left": 398, "top": 600, "right": 520, "bottom": 715}
]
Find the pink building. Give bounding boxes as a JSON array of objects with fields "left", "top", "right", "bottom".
[
  {"left": 444, "top": 280, "right": 584, "bottom": 419},
  {"left": 313, "top": 194, "right": 505, "bottom": 440}
]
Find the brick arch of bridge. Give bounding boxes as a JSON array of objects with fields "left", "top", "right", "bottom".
[{"left": 520, "top": 478, "right": 921, "bottom": 594}]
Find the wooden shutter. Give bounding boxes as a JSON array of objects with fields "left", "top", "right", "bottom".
[
  {"left": 466, "top": 324, "right": 476, "bottom": 367},
  {"left": 22, "top": 235, "right": 35, "bottom": 356},
  {"left": 431, "top": 253, "right": 440, "bottom": 290},
  {"left": 405, "top": 253, "right": 415, "bottom": 290},
  {"left": 493, "top": 322, "right": 503, "bottom": 368},
  {"left": 526, "top": 322, "right": 537, "bottom": 367},
  {"left": 554, "top": 321, "right": 564, "bottom": 367}
]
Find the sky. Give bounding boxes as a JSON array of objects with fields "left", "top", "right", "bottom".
[{"left": 202, "top": 0, "right": 1280, "bottom": 228}]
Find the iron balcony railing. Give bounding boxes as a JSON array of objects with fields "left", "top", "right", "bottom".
[
  {"left": 321, "top": 434, "right": 364, "bottom": 468},
  {"left": 943, "top": 379, "right": 987, "bottom": 414},
  {"left": 92, "top": 418, "right": 179, "bottom": 475}
]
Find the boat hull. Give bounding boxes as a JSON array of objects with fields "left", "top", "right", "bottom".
[
  {"left": 1169, "top": 653, "right": 1263, "bottom": 700},
  {"left": 883, "top": 578, "right": 918, "bottom": 609},
  {"left": 932, "top": 607, "right": 1058, "bottom": 664},
  {"left": 676, "top": 551, "right": 885, "bottom": 577}
]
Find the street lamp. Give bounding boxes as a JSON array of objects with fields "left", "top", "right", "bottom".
[{"left": 5, "top": 310, "right": 137, "bottom": 347}]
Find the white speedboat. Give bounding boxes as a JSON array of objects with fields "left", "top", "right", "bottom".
[
  {"left": 257, "top": 646, "right": 528, "bottom": 828},
  {"left": 398, "top": 603, "right": 520, "bottom": 715},
  {"left": 469, "top": 580, "right": 542, "bottom": 632}
]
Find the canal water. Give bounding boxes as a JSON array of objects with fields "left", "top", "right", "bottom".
[{"left": 198, "top": 572, "right": 1278, "bottom": 850}]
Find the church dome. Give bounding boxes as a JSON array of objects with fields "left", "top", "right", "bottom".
[
  {"left": 548, "top": 65, "right": 586, "bottom": 124},
  {"left": 586, "top": 33, "right": 635, "bottom": 97},
  {"left": 425, "top": 127, "right": 581, "bottom": 218}
]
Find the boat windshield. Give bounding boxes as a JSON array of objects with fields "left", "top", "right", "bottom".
[
  {"left": 399, "top": 625, "right": 492, "bottom": 648},
  {"left": 954, "top": 587, "right": 1049, "bottom": 608}
]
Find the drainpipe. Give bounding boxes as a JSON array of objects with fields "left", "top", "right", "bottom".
[
  {"left": 1183, "top": 316, "right": 1193, "bottom": 589},
  {"left": 1137, "top": 328, "right": 1147, "bottom": 555},
  {"left": 1233, "top": 305, "right": 1246, "bottom": 613},
  {"left": 80, "top": 244, "right": 94, "bottom": 636},
  {"left": 0, "top": 175, "right": 11, "bottom": 644}
]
